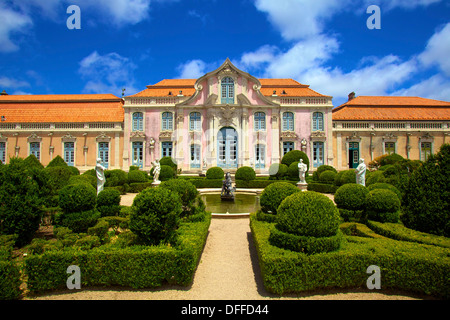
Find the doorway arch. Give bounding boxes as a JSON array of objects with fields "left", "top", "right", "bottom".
[{"left": 217, "top": 127, "right": 238, "bottom": 169}]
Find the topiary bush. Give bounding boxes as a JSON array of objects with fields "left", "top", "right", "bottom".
[
  {"left": 0, "top": 158, "right": 43, "bottom": 247},
  {"left": 160, "top": 179, "right": 199, "bottom": 215},
  {"left": 58, "top": 183, "right": 97, "bottom": 214},
  {"left": 160, "top": 156, "right": 178, "bottom": 173},
  {"left": 287, "top": 162, "right": 299, "bottom": 180},
  {"left": 97, "top": 188, "right": 121, "bottom": 217},
  {"left": 334, "top": 169, "right": 356, "bottom": 186},
  {"left": 269, "top": 191, "right": 342, "bottom": 254},
  {"left": 46, "top": 155, "right": 68, "bottom": 168},
  {"left": 402, "top": 144, "right": 450, "bottom": 237},
  {"left": 68, "top": 174, "right": 97, "bottom": 189},
  {"left": 129, "top": 187, "right": 182, "bottom": 245},
  {"left": 23, "top": 154, "right": 44, "bottom": 170},
  {"left": 319, "top": 170, "right": 337, "bottom": 184},
  {"left": 206, "top": 166, "right": 224, "bottom": 180},
  {"left": 55, "top": 209, "right": 101, "bottom": 234},
  {"left": 367, "top": 183, "right": 402, "bottom": 203},
  {"left": 159, "top": 165, "right": 176, "bottom": 181},
  {"left": 365, "top": 170, "right": 386, "bottom": 186},
  {"left": 334, "top": 183, "right": 369, "bottom": 222},
  {"left": 259, "top": 181, "right": 300, "bottom": 215},
  {"left": 235, "top": 166, "right": 256, "bottom": 181},
  {"left": 268, "top": 163, "right": 288, "bottom": 180},
  {"left": 281, "top": 150, "right": 309, "bottom": 171},
  {"left": 105, "top": 169, "right": 128, "bottom": 187},
  {"left": 365, "top": 189, "right": 400, "bottom": 223},
  {"left": 316, "top": 165, "right": 337, "bottom": 178},
  {"left": 127, "top": 170, "right": 148, "bottom": 184}
]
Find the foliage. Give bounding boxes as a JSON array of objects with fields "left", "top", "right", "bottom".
[
  {"left": 127, "top": 170, "right": 148, "bottom": 184},
  {"left": 236, "top": 179, "right": 297, "bottom": 189},
  {"left": 334, "top": 169, "right": 356, "bottom": 186},
  {"left": 0, "top": 260, "right": 22, "bottom": 299},
  {"left": 306, "top": 182, "right": 338, "bottom": 194},
  {"left": 206, "top": 166, "right": 224, "bottom": 180},
  {"left": 235, "top": 166, "right": 256, "bottom": 181},
  {"left": 365, "top": 189, "right": 400, "bottom": 223},
  {"left": 316, "top": 165, "right": 337, "bottom": 178},
  {"left": 58, "top": 183, "right": 97, "bottom": 214},
  {"left": 281, "top": 150, "right": 309, "bottom": 171},
  {"left": 46, "top": 155, "right": 68, "bottom": 168},
  {"left": 365, "top": 170, "right": 386, "bottom": 186},
  {"left": 129, "top": 187, "right": 182, "bottom": 245},
  {"left": 55, "top": 209, "right": 101, "bottom": 233},
  {"left": 250, "top": 214, "right": 450, "bottom": 298},
  {"left": 334, "top": 183, "right": 368, "bottom": 211},
  {"left": 44, "top": 166, "right": 74, "bottom": 193},
  {"left": 105, "top": 169, "right": 128, "bottom": 187},
  {"left": 68, "top": 174, "right": 97, "bottom": 188},
  {"left": 287, "top": 162, "right": 299, "bottom": 180},
  {"left": 160, "top": 156, "right": 178, "bottom": 172},
  {"left": 268, "top": 163, "right": 288, "bottom": 179},
  {"left": 159, "top": 165, "right": 176, "bottom": 181},
  {"left": 318, "top": 170, "right": 337, "bottom": 184},
  {"left": 23, "top": 154, "right": 44, "bottom": 170},
  {"left": 24, "top": 214, "right": 211, "bottom": 293},
  {"left": 402, "top": 144, "right": 450, "bottom": 237},
  {"left": 97, "top": 188, "right": 121, "bottom": 217},
  {"left": 0, "top": 158, "right": 43, "bottom": 247},
  {"left": 159, "top": 179, "right": 199, "bottom": 215},
  {"left": 367, "top": 183, "right": 402, "bottom": 202},
  {"left": 259, "top": 181, "right": 299, "bottom": 215}
]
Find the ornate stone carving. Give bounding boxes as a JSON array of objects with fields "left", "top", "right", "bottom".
[
  {"left": 281, "top": 131, "right": 298, "bottom": 139},
  {"left": 27, "top": 132, "right": 42, "bottom": 143},
  {"left": 219, "top": 105, "right": 236, "bottom": 126},
  {"left": 96, "top": 132, "right": 111, "bottom": 142},
  {"left": 237, "top": 93, "right": 251, "bottom": 106},
  {"left": 159, "top": 131, "right": 172, "bottom": 139},
  {"left": 130, "top": 131, "right": 146, "bottom": 140},
  {"left": 205, "top": 94, "right": 218, "bottom": 107},
  {"left": 311, "top": 131, "right": 326, "bottom": 138}
]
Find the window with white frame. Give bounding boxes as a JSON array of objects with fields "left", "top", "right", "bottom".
[
  {"left": 189, "top": 112, "right": 201, "bottom": 131},
  {"left": 255, "top": 144, "right": 265, "bottom": 168},
  {"left": 190, "top": 144, "right": 201, "bottom": 168},
  {"left": 221, "top": 77, "right": 234, "bottom": 104},
  {"left": 162, "top": 112, "right": 173, "bottom": 131},
  {"left": 282, "top": 112, "right": 294, "bottom": 131},
  {"left": 282, "top": 141, "right": 294, "bottom": 155},
  {"left": 64, "top": 142, "right": 75, "bottom": 166},
  {"left": 385, "top": 142, "right": 395, "bottom": 155},
  {"left": 254, "top": 112, "right": 266, "bottom": 131},
  {"left": 0, "top": 142, "right": 5, "bottom": 163},
  {"left": 132, "top": 112, "right": 143, "bottom": 131},
  {"left": 421, "top": 142, "right": 432, "bottom": 161},
  {"left": 30, "top": 142, "right": 40, "bottom": 161},
  {"left": 162, "top": 141, "right": 173, "bottom": 158},
  {"left": 312, "top": 112, "right": 324, "bottom": 131}
]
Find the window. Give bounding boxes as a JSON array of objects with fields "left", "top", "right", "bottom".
[
  {"left": 385, "top": 142, "right": 395, "bottom": 155},
  {"left": 162, "top": 142, "right": 173, "bottom": 158},
  {"left": 313, "top": 142, "right": 324, "bottom": 168},
  {"left": 132, "top": 112, "right": 143, "bottom": 131},
  {"left": 162, "top": 112, "right": 173, "bottom": 131},
  {"left": 30, "top": 142, "right": 40, "bottom": 161},
  {"left": 190, "top": 144, "right": 201, "bottom": 168},
  {"left": 132, "top": 142, "right": 143, "bottom": 168},
  {"left": 255, "top": 144, "right": 265, "bottom": 169},
  {"left": 98, "top": 142, "right": 109, "bottom": 169},
  {"left": 221, "top": 77, "right": 234, "bottom": 104},
  {"left": 283, "top": 141, "right": 294, "bottom": 155},
  {"left": 421, "top": 142, "right": 432, "bottom": 161},
  {"left": 189, "top": 112, "right": 201, "bottom": 131},
  {"left": 282, "top": 112, "right": 294, "bottom": 131},
  {"left": 64, "top": 142, "right": 75, "bottom": 166},
  {"left": 312, "top": 112, "right": 324, "bottom": 131},
  {"left": 0, "top": 142, "right": 5, "bottom": 164},
  {"left": 254, "top": 112, "right": 266, "bottom": 131}
]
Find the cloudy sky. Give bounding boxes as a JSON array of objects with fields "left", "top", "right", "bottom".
[{"left": 0, "top": 0, "right": 449, "bottom": 107}]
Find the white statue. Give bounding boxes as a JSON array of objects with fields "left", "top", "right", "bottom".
[
  {"left": 298, "top": 159, "right": 307, "bottom": 184},
  {"left": 151, "top": 159, "right": 161, "bottom": 184},
  {"left": 95, "top": 158, "right": 106, "bottom": 195},
  {"left": 355, "top": 158, "right": 367, "bottom": 186}
]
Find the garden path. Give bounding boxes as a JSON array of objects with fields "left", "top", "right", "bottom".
[{"left": 30, "top": 193, "right": 419, "bottom": 300}]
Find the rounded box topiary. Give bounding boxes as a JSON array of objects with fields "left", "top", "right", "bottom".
[
  {"left": 259, "top": 181, "right": 299, "bottom": 215},
  {"left": 268, "top": 163, "right": 288, "bottom": 179},
  {"left": 58, "top": 183, "right": 97, "bottom": 214},
  {"left": 127, "top": 170, "right": 148, "bottom": 184},
  {"left": 97, "top": 188, "right": 121, "bottom": 217},
  {"left": 206, "top": 166, "right": 224, "bottom": 180},
  {"left": 270, "top": 191, "right": 342, "bottom": 254},
  {"left": 319, "top": 170, "right": 337, "bottom": 184},
  {"left": 316, "top": 165, "right": 337, "bottom": 178},
  {"left": 129, "top": 187, "right": 182, "bottom": 245},
  {"left": 365, "top": 189, "right": 400, "bottom": 223},
  {"left": 334, "top": 183, "right": 368, "bottom": 211},
  {"left": 281, "top": 150, "right": 309, "bottom": 170},
  {"left": 235, "top": 166, "right": 256, "bottom": 181},
  {"left": 366, "top": 170, "right": 386, "bottom": 187},
  {"left": 367, "top": 182, "right": 402, "bottom": 203},
  {"left": 160, "top": 179, "right": 199, "bottom": 214}
]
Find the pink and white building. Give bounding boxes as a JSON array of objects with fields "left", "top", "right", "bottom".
[{"left": 122, "top": 59, "right": 334, "bottom": 173}]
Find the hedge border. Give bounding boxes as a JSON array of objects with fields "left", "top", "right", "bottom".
[
  {"left": 24, "top": 213, "right": 211, "bottom": 294},
  {"left": 250, "top": 213, "right": 450, "bottom": 298}
]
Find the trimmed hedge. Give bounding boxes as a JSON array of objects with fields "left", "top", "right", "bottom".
[
  {"left": 250, "top": 214, "right": 450, "bottom": 298},
  {"left": 259, "top": 182, "right": 300, "bottom": 215},
  {"left": 24, "top": 214, "right": 211, "bottom": 294},
  {"left": 236, "top": 179, "right": 297, "bottom": 189},
  {"left": 365, "top": 189, "right": 400, "bottom": 223},
  {"left": 0, "top": 260, "right": 22, "bottom": 300},
  {"left": 235, "top": 166, "right": 256, "bottom": 181},
  {"left": 307, "top": 182, "right": 338, "bottom": 194},
  {"left": 206, "top": 167, "right": 224, "bottom": 180}
]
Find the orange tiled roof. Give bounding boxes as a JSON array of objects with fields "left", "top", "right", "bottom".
[
  {"left": 333, "top": 96, "right": 450, "bottom": 121},
  {"left": 130, "top": 78, "right": 328, "bottom": 98},
  {"left": 0, "top": 94, "right": 124, "bottom": 123}
]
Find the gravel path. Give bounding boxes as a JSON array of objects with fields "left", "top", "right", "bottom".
[{"left": 29, "top": 193, "right": 423, "bottom": 300}]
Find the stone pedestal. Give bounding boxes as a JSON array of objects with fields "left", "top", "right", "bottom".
[
  {"left": 297, "top": 182, "right": 308, "bottom": 192},
  {"left": 152, "top": 180, "right": 161, "bottom": 186}
]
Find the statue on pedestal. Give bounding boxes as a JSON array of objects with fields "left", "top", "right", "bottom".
[
  {"left": 298, "top": 159, "right": 307, "bottom": 184},
  {"left": 95, "top": 158, "right": 106, "bottom": 195},
  {"left": 355, "top": 158, "right": 367, "bottom": 186},
  {"left": 221, "top": 172, "right": 235, "bottom": 201},
  {"left": 151, "top": 159, "right": 161, "bottom": 185}
]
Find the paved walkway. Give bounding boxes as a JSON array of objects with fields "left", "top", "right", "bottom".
[{"left": 30, "top": 193, "right": 421, "bottom": 300}]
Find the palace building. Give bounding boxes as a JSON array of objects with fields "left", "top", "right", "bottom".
[
  {"left": 0, "top": 92, "right": 124, "bottom": 169},
  {"left": 1, "top": 60, "right": 450, "bottom": 173},
  {"left": 122, "top": 59, "right": 334, "bottom": 173},
  {"left": 332, "top": 93, "right": 450, "bottom": 170}
]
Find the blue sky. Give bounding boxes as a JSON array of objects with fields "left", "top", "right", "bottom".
[{"left": 0, "top": 0, "right": 449, "bottom": 107}]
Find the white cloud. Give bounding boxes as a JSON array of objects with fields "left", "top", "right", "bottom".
[
  {"left": 419, "top": 23, "right": 450, "bottom": 76},
  {"left": 0, "top": 76, "right": 30, "bottom": 89},
  {"left": 364, "top": 0, "right": 442, "bottom": 11},
  {"left": 0, "top": 3, "right": 33, "bottom": 53},
  {"left": 176, "top": 60, "right": 208, "bottom": 79},
  {"left": 391, "top": 74, "right": 450, "bottom": 101},
  {"left": 78, "top": 51, "right": 138, "bottom": 96}
]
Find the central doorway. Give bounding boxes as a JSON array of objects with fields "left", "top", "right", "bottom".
[
  {"left": 348, "top": 142, "right": 359, "bottom": 168},
  {"left": 218, "top": 127, "right": 238, "bottom": 169}
]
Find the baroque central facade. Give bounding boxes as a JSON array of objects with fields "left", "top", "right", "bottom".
[{"left": 122, "top": 59, "right": 333, "bottom": 173}]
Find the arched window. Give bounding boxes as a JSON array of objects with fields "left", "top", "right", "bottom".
[
  {"left": 282, "top": 112, "right": 294, "bottom": 131},
  {"left": 190, "top": 144, "right": 201, "bottom": 168},
  {"left": 162, "top": 112, "right": 173, "bottom": 131},
  {"left": 312, "top": 112, "right": 324, "bottom": 131},
  {"left": 189, "top": 112, "right": 201, "bottom": 131},
  {"left": 254, "top": 112, "right": 266, "bottom": 131},
  {"left": 132, "top": 112, "right": 143, "bottom": 131},
  {"left": 221, "top": 77, "right": 234, "bottom": 104}
]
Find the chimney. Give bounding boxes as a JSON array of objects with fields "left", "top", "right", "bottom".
[
  {"left": 1, "top": 90, "right": 8, "bottom": 96},
  {"left": 348, "top": 92, "right": 355, "bottom": 101}
]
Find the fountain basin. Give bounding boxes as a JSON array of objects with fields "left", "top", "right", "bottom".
[{"left": 198, "top": 189, "right": 262, "bottom": 218}]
